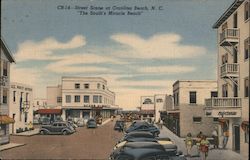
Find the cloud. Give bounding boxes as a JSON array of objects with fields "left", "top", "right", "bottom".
[
  {"left": 137, "top": 65, "right": 196, "bottom": 74},
  {"left": 111, "top": 33, "right": 206, "bottom": 59},
  {"left": 15, "top": 35, "right": 86, "bottom": 61}
]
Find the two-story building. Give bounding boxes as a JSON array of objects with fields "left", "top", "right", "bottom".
[
  {"left": 47, "top": 77, "right": 117, "bottom": 121},
  {"left": 9, "top": 82, "right": 33, "bottom": 134},
  {"left": 205, "top": 0, "right": 249, "bottom": 158},
  {"left": 170, "top": 80, "right": 218, "bottom": 137},
  {"left": 0, "top": 38, "right": 15, "bottom": 144}
]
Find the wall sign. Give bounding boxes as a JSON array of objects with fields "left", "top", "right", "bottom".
[{"left": 205, "top": 109, "right": 241, "bottom": 118}]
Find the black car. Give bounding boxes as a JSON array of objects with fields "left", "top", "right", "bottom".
[
  {"left": 39, "top": 121, "right": 75, "bottom": 135},
  {"left": 110, "top": 142, "right": 185, "bottom": 160},
  {"left": 114, "top": 120, "right": 125, "bottom": 131},
  {"left": 87, "top": 118, "right": 97, "bottom": 128},
  {"left": 126, "top": 123, "right": 160, "bottom": 137}
]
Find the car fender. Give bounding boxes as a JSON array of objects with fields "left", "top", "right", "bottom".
[
  {"left": 62, "top": 128, "right": 71, "bottom": 133},
  {"left": 40, "top": 128, "right": 50, "bottom": 133}
]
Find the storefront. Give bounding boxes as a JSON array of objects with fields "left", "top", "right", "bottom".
[{"left": 0, "top": 115, "right": 15, "bottom": 144}]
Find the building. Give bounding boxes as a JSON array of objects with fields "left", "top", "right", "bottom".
[
  {"left": 169, "top": 80, "right": 218, "bottom": 137},
  {"left": 0, "top": 38, "right": 15, "bottom": 144},
  {"left": 48, "top": 77, "right": 117, "bottom": 121},
  {"left": 140, "top": 94, "right": 173, "bottom": 122},
  {"left": 33, "top": 98, "right": 47, "bottom": 111},
  {"left": 204, "top": 0, "right": 249, "bottom": 158},
  {"left": 9, "top": 82, "right": 33, "bottom": 134}
]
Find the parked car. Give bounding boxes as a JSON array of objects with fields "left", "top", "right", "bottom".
[
  {"left": 67, "top": 121, "right": 78, "bottom": 129},
  {"left": 114, "top": 120, "right": 125, "bottom": 131},
  {"left": 110, "top": 142, "right": 185, "bottom": 160},
  {"left": 87, "top": 118, "right": 97, "bottom": 128},
  {"left": 39, "top": 121, "right": 75, "bottom": 135},
  {"left": 125, "top": 123, "right": 160, "bottom": 137},
  {"left": 76, "top": 118, "right": 85, "bottom": 127}
]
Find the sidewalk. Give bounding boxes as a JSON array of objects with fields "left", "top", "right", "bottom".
[
  {"left": 0, "top": 143, "right": 25, "bottom": 151},
  {"left": 99, "top": 118, "right": 111, "bottom": 126},
  {"left": 159, "top": 126, "right": 245, "bottom": 160},
  {"left": 13, "top": 128, "right": 39, "bottom": 136}
]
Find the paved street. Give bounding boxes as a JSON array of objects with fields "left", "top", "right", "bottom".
[{"left": 1, "top": 120, "right": 123, "bottom": 160}]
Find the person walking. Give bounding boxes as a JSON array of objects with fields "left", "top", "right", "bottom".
[
  {"left": 185, "top": 133, "right": 193, "bottom": 157},
  {"left": 223, "top": 130, "right": 229, "bottom": 149},
  {"left": 199, "top": 135, "right": 209, "bottom": 160},
  {"left": 212, "top": 127, "right": 219, "bottom": 149},
  {"left": 195, "top": 131, "right": 203, "bottom": 156},
  {"left": 159, "top": 119, "right": 163, "bottom": 129}
]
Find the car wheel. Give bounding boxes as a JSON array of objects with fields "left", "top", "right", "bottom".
[
  {"left": 40, "top": 130, "right": 46, "bottom": 135},
  {"left": 63, "top": 130, "right": 68, "bottom": 135}
]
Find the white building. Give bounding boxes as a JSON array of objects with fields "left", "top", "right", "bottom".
[
  {"left": 9, "top": 82, "right": 33, "bottom": 134},
  {"left": 33, "top": 98, "right": 47, "bottom": 111},
  {"left": 205, "top": 0, "right": 249, "bottom": 158},
  {"left": 171, "top": 80, "right": 218, "bottom": 137},
  {"left": 0, "top": 38, "right": 15, "bottom": 144},
  {"left": 48, "top": 77, "right": 117, "bottom": 121}
]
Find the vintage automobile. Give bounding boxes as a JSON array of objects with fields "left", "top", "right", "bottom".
[
  {"left": 114, "top": 120, "right": 125, "bottom": 131},
  {"left": 87, "top": 118, "right": 97, "bottom": 128},
  {"left": 110, "top": 142, "right": 185, "bottom": 160},
  {"left": 39, "top": 121, "right": 75, "bottom": 135},
  {"left": 125, "top": 123, "right": 160, "bottom": 137}
]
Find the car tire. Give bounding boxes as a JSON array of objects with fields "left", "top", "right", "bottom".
[
  {"left": 63, "top": 130, "right": 68, "bottom": 135},
  {"left": 40, "top": 130, "right": 46, "bottom": 135}
]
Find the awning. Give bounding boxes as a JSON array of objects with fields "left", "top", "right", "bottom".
[
  {"left": 37, "top": 109, "right": 62, "bottom": 114},
  {"left": 241, "top": 121, "right": 249, "bottom": 131},
  {"left": 0, "top": 115, "right": 15, "bottom": 124}
]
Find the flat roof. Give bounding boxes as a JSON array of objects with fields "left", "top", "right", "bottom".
[
  {"left": 213, "top": 0, "right": 245, "bottom": 28},
  {"left": 173, "top": 80, "right": 217, "bottom": 87}
]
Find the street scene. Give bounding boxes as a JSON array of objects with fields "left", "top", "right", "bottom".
[{"left": 0, "top": 0, "right": 249, "bottom": 160}]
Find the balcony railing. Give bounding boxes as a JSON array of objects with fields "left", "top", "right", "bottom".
[
  {"left": 220, "top": 63, "right": 239, "bottom": 78},
  {"left": 205, "top": 97, "right": 241, "bottom": 108},
  {"left": 220, "top": 28, "right": 239, "bottom": 44}
]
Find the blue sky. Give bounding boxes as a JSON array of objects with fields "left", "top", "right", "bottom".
[{"left": 2, "top": 0, "right": 234, "bottom": 109}]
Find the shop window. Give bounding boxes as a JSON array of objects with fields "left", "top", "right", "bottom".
[
  {"left": 189, "top": 91, "right": 197, "bottom": 104},
  {"left": 74, "top": 95, "right": 80, "bottom": 103},
  {"left": 245, "top": 126, "right": 249, "bottom": 143},
  {"left": 84, "top": 83, "right": 89, "bottom": 89},
  {"left": 84, "top": 95, "right": 89, "bottom": 103},
  {"left": 193, "top": 117, "right": 202, "bottom": 123},
  {"left": 57, "top": 97, "right": 62, "bottom": 103},
  {"left": 245, "top": 1, "right": 249, "bottom": 21},
  {"left": 3, "top": 61, "right": 8, "bottom": 76},
  {"left": 245, "top": 38, "right": 249, "bottom": 60},
  {"left": 245, "top": 77, "right": 249, "bottom": 97},
  {"left": 66, "top": 95, "right": 71, "bottom": 103},
  {"left": 93, "top": 95, "right": 98, "bottom": 103},
  {"left": 75, "top": 83, "right": 80, "bottom": 89},
  {"left": 0, "top": 125, "right": 7, "bottom": 136},
  {"left": 2, "top": 89, "right": 7, "bottom": 104}
]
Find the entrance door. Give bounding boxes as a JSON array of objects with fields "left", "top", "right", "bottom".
[{"left": 233, "top": 125, "right": 240, "bottom": 152}]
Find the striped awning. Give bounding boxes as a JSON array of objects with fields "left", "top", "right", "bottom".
[{"left": 0, "top": 115, "right": 15, "bottom": 124}]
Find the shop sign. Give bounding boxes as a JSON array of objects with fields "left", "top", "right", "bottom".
[{"left": 205, "top": 109, "right": 241, "bottom": 118}]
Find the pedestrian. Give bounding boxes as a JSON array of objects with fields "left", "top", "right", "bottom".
[
  {"left": 196, "top": 131, "right": 203, "bottom": 156},
  {"left": 223, "top": 130, "right": 229, "bottom": 149},
  {"left": 199, "top": 135, "right": 209, "bottom": 160},
  {"left": 212, "top": 127, "right": 219, "bottom": 149},
  {"left": 159, "top": 119, "right": 163, "bottom": 129},
  {"left": 185, "top": 133, "right": 193, "bottom": 157}
]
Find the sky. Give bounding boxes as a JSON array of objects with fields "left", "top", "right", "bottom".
[{"left": 1, "top": 0, "right": 234, "bottom": 109}]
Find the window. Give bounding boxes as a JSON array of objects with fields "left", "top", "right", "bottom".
[
  {"left": 211, "top": 91, "right": 218, "bottom": 98},
  {"left": 3, "top": 61, "right": 8, "bottom": 76},
  {"left": 245, "top": 125, "right": 249, "bottom": 143},
  {"left": 143, "top": 98, "right": 153, "bottom": 104},
  {"left": 84, "top": 95, "right": 90, "bottom": 103},
  {"left": 24, "top": 112, "right": 28, "bottom": 123},
  {"left": 245, "top": 1, "right": 249, "bottom": 21},
  {"left": 245, "top": 77, "right": 249, "bottom": 97},
  {"left": 193, "top": 117, "right": 202, "bottom": 123},
  {"left": 84, "top": 83, "right": 89, "bottom": 89},
  {"left": 97, "top": 83, "right": 100, "bottom": 89},
  {"left": 0, "top": 125, "right": 7, "bottom": 136},
  {"left": 13, "top": 91, "right": 16, "bottom": 102},
  {"left": 57, "top": 97, "right": 62, "bottom": 103},
  {"left": 66, "top": 95, "right": 71, "bottom": 103},
  {"left": 222, "top": 84, "right": 228, "bottom": 97},
  {"left": 245, "top": 38, "right": 249, "bottom": 60},
  {"left": 99, "top": 96, "right": 102, "bottom": 103},
  {"left": 2, "top": 89, "right": 7, "bottom": 104},
  {"left": 189, "top": 91, "right": 196, "bottom": 104},
  {"left": 74, "top": 95, "right": 80, "bottom": 103},
  {"left": 213, "top": 118, "right": 219, "bottom": 123},
  {"left": 103, "top": 85, "right": 105, "bottom": 90},
  {"left": 75, "top": 83, "right": 80, "bottom": 89},
  {"left": 37, "top": 101, "right": 39, "bottom": 105},
  {"left": 26, "top": 93, "right": 29, "bottom": 102},
  {"left": 156, "top": 98, "right": 163, "bottom": 103},
  {"left": 93, "top": 95, "right": 99, "bottom": 103},
  {"left": 222, "top": 54, "right": 228, "bottom": 64},
  {"left": 233, "top": 12, "right": 237, "bottom": 28}
]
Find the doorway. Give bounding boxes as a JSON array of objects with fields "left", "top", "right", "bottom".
[{"left": 233, "top": 125, "right": 240, "bottom": 152}]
